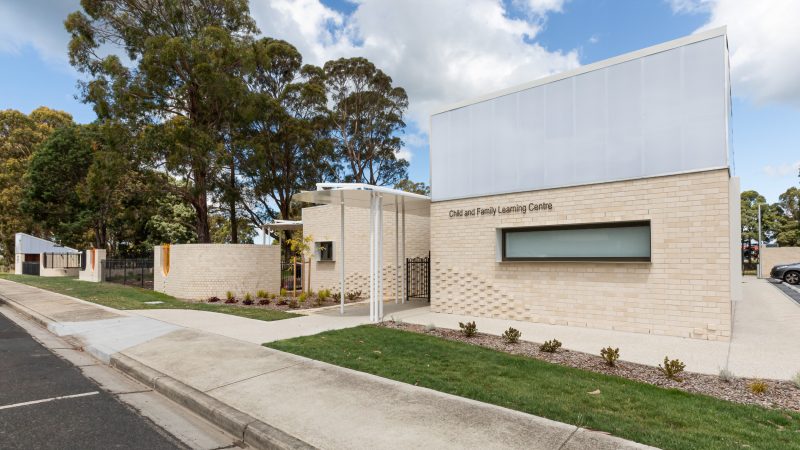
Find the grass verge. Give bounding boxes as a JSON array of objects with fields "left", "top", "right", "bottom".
[
  {"left": 266, "top": 325, "right": 800, "bottom": 450},
  {"left": 0, "top": 274, "right": 299, "bottom": 322}
]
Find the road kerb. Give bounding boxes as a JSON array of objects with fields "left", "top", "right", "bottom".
[{"left": 110, "top": 353, "right": 315, "bottom": 450}]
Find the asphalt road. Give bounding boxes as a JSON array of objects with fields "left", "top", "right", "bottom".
[
  {"left": 0, "top": 311, "right": 184, "bottom": 450},
  {"left": 771, "top": 280, "right": 800, "bottom": 305}
]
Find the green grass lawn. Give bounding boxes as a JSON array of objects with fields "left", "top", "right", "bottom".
[
  {"left": 0, "top": 274, "right": 299, "bottom": 322},
  {"left": 266, "top": 326, "right": 800, "bottom": 450}
]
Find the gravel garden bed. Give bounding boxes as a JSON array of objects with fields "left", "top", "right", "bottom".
[
  {"left": 380, "top": 321, "right": 800, "bottom": 412},
  {"left": 203, "top": 289, "right": 364, "bottom": 312}
]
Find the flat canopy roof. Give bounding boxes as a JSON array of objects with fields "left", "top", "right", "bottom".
[
  {"left": 294, "top": 183, "right": 430, "bottom": 216},
  {"left": 262, "top": 220, "right": 303, "bottom": 232}
]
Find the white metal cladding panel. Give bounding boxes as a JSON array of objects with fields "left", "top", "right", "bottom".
[
  {"left": 14, "top": 233, "right": 78, "bottom": 254},
  {"left": 430, "top": 36, "right": 728, "bottom": 201}
]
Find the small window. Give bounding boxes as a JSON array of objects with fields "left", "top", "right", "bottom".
[
  {"left": 502, "top": 221, "right": 651, "bottom": 262},
  {"left": 317, "top": 241, "right": 334, "bottom": 262}
]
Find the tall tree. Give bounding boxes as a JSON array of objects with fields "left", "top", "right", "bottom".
[
  {"left": 774, "top": 186, "right": 800, "bottom": 246},
  {"left": 740, "top": 190, "right": 780, "bottom": 245},
  {"left": 394, "top": 179, "right": 430, "bottom": 196},
  {"left": 239, "top": 38, "right": 335, "bottom": 228},
  {"left": 65, "top": 0, "right": 257, "bottom": 242},
  {"left": 0, "top": 108, "right": 73, "bottom": 261},
  {"left": 324, "top": 57, "right": 409, "bottom": 185}
]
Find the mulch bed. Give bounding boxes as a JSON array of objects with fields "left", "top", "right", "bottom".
[
  {"left": 204, "top": 295, "right": 363, "bottom": 312},
  {"left": 379, "top": 321, "right": 800, "bottom": 412}
]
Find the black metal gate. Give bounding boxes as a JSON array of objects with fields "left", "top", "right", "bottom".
[
  {"left": 281, "top": 261, "right": 303, "bottom": 292},
  {"left": 21, "top": 261, "right": 40, "bottom": 276},
  {"left": 103, "top": 258, "right": 154, "bottom": 289},
  {"left": 406, "top": 252, "right": 430, "bottom": 302}
]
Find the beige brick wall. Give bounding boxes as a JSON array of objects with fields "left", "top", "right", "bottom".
[
  {"left": 431, "top": 169, "right": 734, "bottom": 341},
  {"left": 302, "top": 204, "right": 430, "bottom": 298},
  {"left": 154, "top": 244, "right": 280, "bottom": 300},
  {"left": 760, "top": 247, "right": 800, "bottom": 279}
]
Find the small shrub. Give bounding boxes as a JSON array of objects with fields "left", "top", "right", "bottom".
[
  {"left": 458, "top": 321, "right": 477, "bottom": 337},
  {"left": 256, "top": 290, "right": 269, "bottom": 299},
  {"left": 280, "top": 288, "right": 287, "bottom": 297},
  {"left": 258, "top": 298, "right": 270, "bottom": 306},
  {"left": 288, "top": 298, "right": 299, "bottom": 309},
  {"left": 659, "top": 356, "right": 686, "bottom": 380},
  {"left": 600, "top": 347, "right": 620, "bottom": 367},
  {"left": 318, "top": 289, "right": 331, "bottom": 301},
  {"left": 539, "top": 339, "right": 562, "bottom": 353},
  {"left": 270, "top": 293, "right": 277, "bottom": 299},
  {"left": 207, "top": 296, "right": 221, "bottom": 303},
  {"left": 276, "top": 298, "right": 288, "bottom": 306},
  {"left": 244, "top": 292, "right": 252, "bottom": 301},
  {"left": 224, "top": 297, "right": 238, "bottom": 304},
  {"left": 502, "top": 327, "right": 521, "bottom": 344},
  {"left": 226, "top": 291, "right": 234, "bottom": 301},
  {"left": 793, "top": 371, "right": 800, "bottom": 389},
  {"left": 748, "top": 379, "right": 768, "bottom": 394},
  {"left": 298, "top": 292, "right": 308, "bottom": 303},
  {"left": 346, "top": 290, "right": 362, "bottom": 301},
  {"left": 719, "top": 368, "right": 736, "bottom": 383},
  {"left": 425, "top": 323, "right": 436, "bottom": 332}
]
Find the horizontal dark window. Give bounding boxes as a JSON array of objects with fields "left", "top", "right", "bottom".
[{"left": 502, "top": 221, "right": 651, "bottom": 262}]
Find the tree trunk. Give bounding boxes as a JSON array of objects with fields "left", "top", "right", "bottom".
[{"left": 229, "top": 159, "right": 238, "bottom": 243}]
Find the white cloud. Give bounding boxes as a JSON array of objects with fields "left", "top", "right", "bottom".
[
  {"left": 762, "top": 160, "right": 800, "bottom": 178},
  {"left": 251, "top": 0, "right": 579, "bottom": 132},
  {"left": 0, "top": 0, "right": 79, "bottom": 67},
  {"left": 395, "top": 149, "right": 413, "bottom": 162},
  {"left": 670, "top": 0, "right": 800, "bottom": 108}
]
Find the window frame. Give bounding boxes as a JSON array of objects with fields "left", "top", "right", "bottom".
[
  {"left": 500, "top": 220, "right": 651, "bottom": 262},
  {"left": 316, "top": 241, "right": 335, "bottom": 262}
]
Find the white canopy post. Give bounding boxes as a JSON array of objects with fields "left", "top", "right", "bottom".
[
  {"left": 339, "top": 191, "right": 345, "bottom": 315},
  {"left": 378, "top": 194, "right": 384, "bottom": 321},
  {"left": 401, "top": 198, "right": 406, "bottom": 304},
  {"left": 395, "top": 197, "right": 399, "bottom": 304},
  {"left": 369, "top": 193, "right": 376, "bottom": 322}
]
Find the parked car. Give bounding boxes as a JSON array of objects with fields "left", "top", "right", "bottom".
[{"left": 770, "top": 263, "right": 800, "bottom": 285}]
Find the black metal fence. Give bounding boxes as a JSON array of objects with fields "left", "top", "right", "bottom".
[
  {"left": 103, "top": 258, "right": 154, "bottom": 289},
  {"left": 281, "top": 261, "right": 303, "bottom": 292},
  {"left": 21, "top": 261, "right": 40, "bottom": 276},
  {"left": 406, "top": 253, "right": 430, "bottom": 302},
  {"left": 42, "top": 252, "right": 82, "bottom": 269}
]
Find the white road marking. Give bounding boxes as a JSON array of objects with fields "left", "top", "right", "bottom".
[{"left": 0, "top": 391, "right": 100, "bottom": 410}]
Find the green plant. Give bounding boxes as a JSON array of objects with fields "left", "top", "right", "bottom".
[
  {"left": 748, "top": 379, "right": 768, "bottom": 394},
  {"left": 280, "top": 288, "right": 287, "bottom": 297},
  {"left": 258, "top": 298, "right": 270, "bottom": 306},
  {"left": 298, "top": 292, "right": 308, "bottom": 303},
  {"left": 719, "top": 368, "right": 736, "bottom": 383},
  {"left": 226, "top": 291, "right": 234, "bottom": 301},
  {"left": 256, "top": 290, "right": 269, "bottom": 299},
  {"left": 276, "top": 298, "right": 288, "bottom": 306},
  {"left": 270, "top": 293, "right": 277, "bottom": 299},
  {"left": 600, "top": 347, "right": 620, "bottom": 367},
  {"left": 207, "top": 296, "right": 220, "bottom": 303},
  {"left": 244, "top": 292, "right": 252, "bottom": 301},
  {"left": 288, "top": 298, "right": 299, "bottom": 309},
  {"left": 318, "top": 289, "right": 330, "bottom": 301},
  {"left": 345, "top": 290, "right": 362, "bottom": 301},
  {"left": 793, "top": 371, "right": 800, "bottom": 389},
  {"left": 458, "top": 321, "right": 477, "bottom": 337},
  {"left": 502, "top": 327, "right": 521, "bottom": 344},
  {"left": 539, "top": 339, "right": 562, "bottom": 353},
  {"left": 224, "top": 296, "right": 238, "bottom": 304},
  {"left": 659, "top": 357, "right": 686, "bottom": 381}
]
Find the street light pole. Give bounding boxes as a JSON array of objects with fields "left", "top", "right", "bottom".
[{"left": 757, "top": 203, "right": 763, "bottom": 278}]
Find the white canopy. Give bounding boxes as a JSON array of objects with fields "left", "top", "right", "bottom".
[{"left": 295, "top": 183, "right": 431, "bottom": 322}]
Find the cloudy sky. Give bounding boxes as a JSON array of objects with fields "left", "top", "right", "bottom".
[{"left": 1, "top": 0, "right": 798, "bottom": 202}]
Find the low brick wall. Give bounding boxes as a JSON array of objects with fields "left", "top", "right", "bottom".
[
  {"left": 78, "top": 249, "right": 105, "bottom": 282},
  {"left": 760, "top": 247, "right": 800, "bottom": 278},
  {"left": 153, "top": 244, "right": 281, "bottom": 300}
]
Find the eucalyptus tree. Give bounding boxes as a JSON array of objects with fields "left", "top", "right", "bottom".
[
  {"left": 65, "top": 0, "right": 257, "bottom": 242},
  {"left": 0, "top": 107, "right": 73, "bottom": 261},
  {"left": 239, "top": 38, "right": 336, "bottom": 230},
  {"left": 323, "top": 57, "right": 409, "bottom": 186}
]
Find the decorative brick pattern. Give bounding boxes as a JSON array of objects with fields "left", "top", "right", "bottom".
[
  {"left": 153, "top": 244, "right": 280, "bottom": 300},
  {"left": 430, "top": 169, "right": 735, "bottom": 341},
  {"left": 302, "top": 205, "right": 430, "bottom": 298}
]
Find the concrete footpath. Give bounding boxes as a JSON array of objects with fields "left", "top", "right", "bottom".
[{"left": 0, "top": 279, "right": 653, "bottom": 450}]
